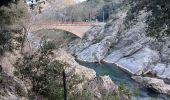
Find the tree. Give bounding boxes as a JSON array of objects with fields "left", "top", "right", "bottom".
[
  {"left": 64, "top": 0, "right": 105, "bottom": 22},
  {"left": 0, "top": 0, "right": 28, "bottom": 56},
  {"left": 0, "top": 0, "right": 19, "bottom": 7},
  {"left": 125, "top": 0, "right": 170, "bottom": 41}
]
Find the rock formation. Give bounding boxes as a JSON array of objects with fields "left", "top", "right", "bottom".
[{"left": 132, "top": 76, "right": 170, "bottom": 96}]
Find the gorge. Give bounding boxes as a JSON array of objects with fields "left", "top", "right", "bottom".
[{"left": 1, "top": 0, "right": 170, "bottom": 100}]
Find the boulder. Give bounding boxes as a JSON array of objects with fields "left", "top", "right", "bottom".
[
  {"left": 66, "top": 39, "right": 93, "bottom": 56},
  {"left": 103, "top": 43, "right": 143, "bottom": 63},
  {"left": 53, "top": 49, "right": 96, "bottom": 80},
  {"left": 83, "top": 76, "right": 118, "bottom": 98},
  {"left": 114, "top": 22, "right": 147, "bottom": 49},
  {"left": 76, "top": 36, "right": 114, "bottom": 62},
  {"left": 104, "top": 48, "right": 159, "bottom": 75},
  {"left": 151, "top": 63, "right": 170, "bottom": 79},
  {"left": 132, "top": 76, "right": 170, "bottom": 95}
]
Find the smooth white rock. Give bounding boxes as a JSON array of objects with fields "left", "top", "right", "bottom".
[
  {"left": 103, "top": 43, "right": 142, "bottom": 63},
  {"left": 117, "top": 48, "right": 160, "bottom": 75},
  {"left": 76, "top": 36, "right": 114, "bottom": 62},
  {"left": 104, "top": 47, "right": 159, "bottom": 75}
]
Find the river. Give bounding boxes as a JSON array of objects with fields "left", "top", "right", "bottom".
[{"left": 77, "top": 61, "right": 170, "bottom": 100}]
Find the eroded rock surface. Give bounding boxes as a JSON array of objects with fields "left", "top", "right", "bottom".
[
  {"left": 151, "top": 63, "right": 170, "bottom": 79},
  {"left": 104, "top": 48, "right": 159, "bottom": 75},
  {"left": 132, "top": 76, "right": 170, "bottom": 95},
  {"left": 76, "top": 36, "right": 114, "bottom": 62},
  {"left": 83, "top": 76, "right": 118, "bottom": 98}
]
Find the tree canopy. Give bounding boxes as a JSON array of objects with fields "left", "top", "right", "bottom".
[{"left": 0, "top": 0, "right": 19, "bottom": 7}]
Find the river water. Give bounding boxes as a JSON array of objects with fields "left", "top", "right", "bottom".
[{"left": 77, "top": 61, "right": 170, "bottom": 100}]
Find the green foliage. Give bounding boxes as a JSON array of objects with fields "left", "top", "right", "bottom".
[
  {"left": 70, "top": 90, "right": 94, "bottom": 100},
  {"left": 0, "top": 0, "right": 19, "bottom": 7},
  {"left": 0, "top": 75, "right": 3, "bottom": 83},
  {"left": 0, "top": 0, "right": 27, "bottom": 25},
  {"left": 102, "top": 93, "right": 120, "bottom": 100},
  {"left": 118, "top": 83, "right": 132, "bottom": 98},
  {"left": 65, "top": 0, "right": 105, "bottom": 21},
  {"left": 0, "top": 0, "right": 27, "bottom": 56},
  {"left": 67, "top": 73, "right": 84, "bottom": 92},
  {"left": 125, "top": 0, "right": 170, "bottom": 41},
  {"left": 64, "top": 33, "right": 77, "bottom": 41},
  {"left": 15, "top": 83, "right": 26, "bottom": 96},
  {"left": 41, "top": 40, "right": 56, "bottom": 52},
  {"left": 48, "top": 81, "right": 64, "bottom": 100},
  {"left": 0, "top": 31, "right": 12, "bottom": 56},
  {"left": 15, "top": 49, "right": 65, "bottom": 99}
]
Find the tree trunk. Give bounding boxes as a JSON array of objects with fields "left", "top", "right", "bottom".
[{"left": 63, "top": 70, "right": 67, "bottom": 100}]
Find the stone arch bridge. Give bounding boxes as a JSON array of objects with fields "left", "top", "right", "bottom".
[{"left": 29, "top": 21, "right": 105, "bottom": 38}]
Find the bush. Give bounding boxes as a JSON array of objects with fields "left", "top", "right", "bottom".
[
  {"left": 40, "top": 40, "right": 56, "bottom": 51},
  {"left": 15, "top": 49, "right": 65, "bottom": 99},
  {"left": 0, "top": 0, "right": 28, "bottom": 56},
  {"left": 0, "top": 75, "right": 3, "bottom": 83},
  {"left": 70, "top": 90, "right": 94, "bottom": 100},
  {"left": 118, "top": 83, "right": 132, "bottom": 98},
  {"left": 0, "top": 31, "right": 12, "bottom": 56}
]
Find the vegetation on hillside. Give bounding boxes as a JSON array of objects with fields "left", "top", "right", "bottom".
[
  {"left": 15, "top": 41, "right": 66, "bottom": 99},
  {"left": 0, "top": 0, "right": 28, "bottom": 56},
  {"left": 63, "top": 0, "right": 125, "bottom": 22},
  {"left": 0, "top": 0, "right": 27, "bottom": 25},
  {"left": 125, "top": 0, "right": 170, "bottom": 41},
  {"left": 64, "top": 0, "right": 105, "bottom": 22}
]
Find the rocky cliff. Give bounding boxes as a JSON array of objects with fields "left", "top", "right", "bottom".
[{"left": 65, "top": 0, "right": 170, "bottom": 96}]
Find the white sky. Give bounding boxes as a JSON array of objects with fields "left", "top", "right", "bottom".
[{"left": 76, "top": 0, "right": 86, "bottom": 3}]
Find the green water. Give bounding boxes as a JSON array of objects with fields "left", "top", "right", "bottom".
[{"left": 77, "top": 61, "right": 170, "bottom": 100}]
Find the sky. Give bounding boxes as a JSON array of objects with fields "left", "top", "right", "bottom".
[{"left": 76, "top": 0, "right": 86, "bottom": 3}]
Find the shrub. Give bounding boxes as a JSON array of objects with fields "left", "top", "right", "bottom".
[
  {"left": 0, "top": 31, "right": 12, "bottom": 56},
  {"left": 69, "top": 90, "right": 94, "bottom": 100},
  {"left": 40, "top": 40, "right": 56, "bottom": 51},
  {"left": 0, "top": 0, "right": 27, "bottom": 25},
  {"left": 15, "top": 49, "right": 65, "bottom": 99},
  {"left": 0, "top": 0, "right": 28, "bottom": 56},
  {"left": 0, "top": 75, "right": 3, "bottom": 83},
  {"left": 118, "top": 83, "right": 132, "bottom": 98}
]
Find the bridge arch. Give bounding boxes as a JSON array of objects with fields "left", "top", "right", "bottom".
[
  {"left": 30, "top": 28, "right": 81, "bottom": 40},
  {"left": 29, "top": 23, "right": 94, "bottom": 38}
]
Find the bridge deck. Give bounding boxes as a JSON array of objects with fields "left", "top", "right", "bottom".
[{"left": 32, "top": 21, "right": 105, "bottom": 26}]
